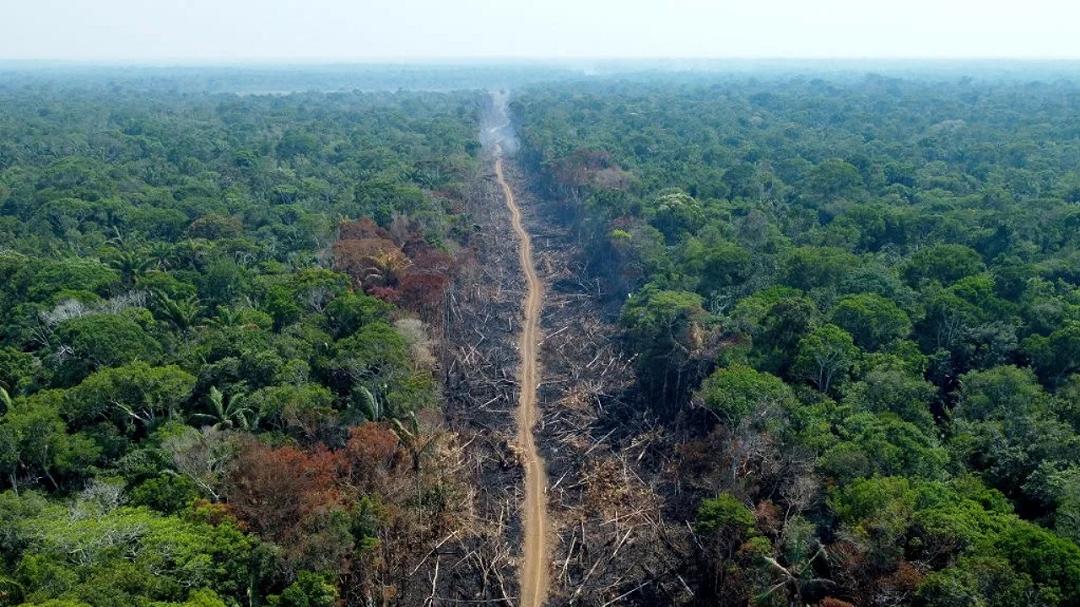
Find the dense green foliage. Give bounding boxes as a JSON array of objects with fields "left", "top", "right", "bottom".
[
  {"left": 0, "top": 82, "right": 479, "bottom": 605},
  {"left": 6, "top": 65, "right": 1080, "bottom": 607},
  {"left": 516, "top": 76, "right": 1080, "bottom": 605}
]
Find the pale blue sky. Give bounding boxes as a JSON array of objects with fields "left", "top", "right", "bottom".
[{"left": 1, "top": 0, "right": 1077, "bottom": 61}]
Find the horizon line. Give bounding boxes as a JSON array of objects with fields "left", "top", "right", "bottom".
[{"left": 4, "top": 56, "right": 1080, "bottom": 67}]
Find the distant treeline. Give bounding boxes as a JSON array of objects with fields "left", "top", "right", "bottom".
[{"left": 4, "top": 60, "right": 1080, "bottom": 95}]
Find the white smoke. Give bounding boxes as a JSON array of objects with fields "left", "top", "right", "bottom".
[{"left": 480, "top": 89, "right": 519, "bottom": 156}]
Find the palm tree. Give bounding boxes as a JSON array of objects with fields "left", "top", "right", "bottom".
[
  {"left": 390, "top": 412, "right": 438, "bottom": 474},
  {"left": 757, "top": 519, "right": 836, "bottom": 607},
  {"left": 108, "top": 250, "right": 156, "bottom": 286},
  {"left": 353, "top": 385, "right": 384, "bottom": 421},
  {"left": 201, "top": 306, "right": 260, "bottom": 331},
  {"left": 390, "top": 412, "right": 441, "bottom": 515},
  {"left": 154, "top": 292, "right": 202, "bottom": 333},
  {"left": 365, "top": 249, "right": 411, "bottom": 288},
  {"left": 146, "top": 242, "right": 175, "bottom": 270},
  {"left": 191, "top": 386, "right": 259, "bottom": 431}
]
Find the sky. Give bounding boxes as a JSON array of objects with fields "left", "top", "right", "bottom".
[{"left": 1, "top": 0, "right": 1078, "bottom": 62}]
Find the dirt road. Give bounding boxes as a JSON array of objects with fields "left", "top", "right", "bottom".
[{"left": 494, "top": 141, "right": 549, "bottom": 607}]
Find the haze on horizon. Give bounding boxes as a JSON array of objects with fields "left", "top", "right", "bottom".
[{"left": 1, "top": 0, "right": 1078, "bottom": 63}]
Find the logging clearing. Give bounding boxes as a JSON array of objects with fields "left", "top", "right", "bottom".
[{"left": 488, "top": 95, "right": 551, "bottom": 607}]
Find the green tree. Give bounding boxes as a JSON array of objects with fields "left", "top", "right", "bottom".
[
  {"left": 20, "top": 258, "right": 118, "bottom": 302},
  {"left": 694, "top": 493, "right": 765, "bottom": 604},
  {"left": 805, "top": 158, "right": 863, "bottom": 202},
  {"left": 152, "top": 292, "right": 202, "bottom": 334},
  {"left": 749, "top": 294, "right": 819, "bottom": 376},
  {"left": 695, "top": 365, "right": 794, "bottom": 426},
  {"left": 950, "top": 366, "right": 1080, "bottom": 505},
  {"left": 692, "top": 242, "right": 752, "bottom": 294},
  {"left": 191, "top": 386, "right": 257, "bottom": 431},
  {"left": 794, "top": 324, "right": 859, "bottom": 393},
  {"left": 842, "top": 365, "right": 936, "bottom": 429},
  {"left": 268, "top": 571, "right": 337, "bottom": 607},
  {"left": 621, "top": 288, "right": 708, "bottom": 406},
  {"left": 782, "top": 246, "right": 860, "bottom": 293},
  {"left": 830, "top": 293, "right": 911, "bottom": 351},
  {"left": 649, "top": 190, "right": 705, "bottom": 241},
  {"left": 329, "top": 321, "right": 433, "bottom": 418},
  {"left": 819, "top": 412, "right": 947, "bottom": 482},
  {"left": 917, "top": 557, "right": 1044, "bottom": 607},
  {"left": 66, "top": 363, "right": 196, "bottom": 433},
  {"left": 995, "top": 520, "right": 1080, "bottom": 605},
  {"left": 0, "top": 395, "right": 99, "bottom": 491},
  {"left": 905, "top": 244, "right": 985, "bottom": 286},
  {"left": 6, "top": 496, "right": 258, "bottom": 606},
  {"left": 1023, "top": 321, "right": 1080, "bottom": 387},
  {"left": 955, "top": 365, "right": 1048, "bottom": 422},
  {"left": 323, "top": 291, "right": 392, "bottom": 339},
  {"left": 106, "top": 250, "right": 156, "bottom": 287},
  {"left": 54, "top": 310, "right": 162, "bottom": 382}
]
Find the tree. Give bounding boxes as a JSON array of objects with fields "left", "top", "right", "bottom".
[
  {"left": 693, "top": 493, "right": 765, "bottom": 603},
  {"left": 329, "top": 321, "right": 433, "bottom": 418},
  {"left": 795, "top": 324, "right": 859, "bottom": 394},
  {"left": 955, "top": 365, "right": 1049, "bottom": 422},
  {"left": 782, "top": 247, "right": 860, "bottom": 292},
  {"left": 805, "top": 159, "right": 863, "bottom": 202},
  {"left": 830, "top": 293, "right": 911, "bottom": 351},
  {"left": 396, "top": 272, "right": 449, "bottom": 319},
  {"left": 995, "top": 520, "right": 1080, "bottom": 605},
  {"left": 950, "top": 366, "right": 1079, "bottom": 504},
  {"left": 226, "top": 441, "right": 352, "bottom": 573},
  {"left": 268, "top": 571, "right": 337, "bottom": 607},
  {"left": 332, "top": 238, "right": 409, "bottom": 292},
  {"left": 197, "top": 259, "right": 251, "bottom": 307},
  {"left": 276, "top": 129, "right": 320, "bottom": 159},
  {"left": 66, "top": 362, "right": 196, "bottom": 433},
  {"left": 0, "top": 346, "right": 45, "bottom": 396},
  {"left": 323, "top": 291, "right": 392, "bottom": 339},
  {"left": 722, "top": 164, "right": 760, "bottom": 200},
  {"left": 621, "top": 288, "right": 709, "bottom": 406},
  {"left": 692, "top": 242, "right": 752, "bottom": 294},
  {"left": 186, "top": 214, "right": 244, "bottom": 240},
  {"left": 696, "top": 365, "right": 794, "bottom": 427},
  {"left": 819, "top": 413, "right": 947, "bottom": 482},
  {"left": 54, "top": 311, "right": 162, "bottom": 382},
  {"left": 757, "top": 517, "right": 836, "bottom": 607},
  {"left": 649, "top": 190, "right": 705, "bottom": 241},
  {"left": 160, "top": 425, "right": 237, "bottom": 501},
  {"left": 106, "top": 250, "right": 156, "bottom": 287},
  {"left": 750, "top": 293, "right": 819, "bottom": 376},
  {"left": 191, "top": 386, "right": 256, "bottom": 431},
  {"left": 917, "top": 557, "right": 1044, "bottom": 607},
  {"left": 842, "top": 365, "right": 936, "bottom": 429},
  {"left": 259, "top": 268, "right": 348, "bottom": 328},
  {"left": 1, "top": 492, "right": 258, "bottom": 606},
  {"left": 19, "top": 258, "right": 118, "bottom": 301},
  {"left": 1023, "top": 321, "right": 1080, "bottom": 387},
  {"left": 339, "top": 422, "right": 403, "bottom": 494},
  {"left": 828, "top": 476, "right": 1015, "bottom": 603},
  {"left": 152, "top": 292, "right": 202, "bottom": 333},
  {"left": 905, "top": 244, "right": 984, "bottom": 286},
  {"left": 0, "top": 395, "right": 99, "bottom": 491},
  {"left": 248, "top": 383, "right": 335, "bottom": 438}
]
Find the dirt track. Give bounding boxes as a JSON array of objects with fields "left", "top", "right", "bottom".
[{"left": 494, "top": 141, "right": 549, "bottom": 607}]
